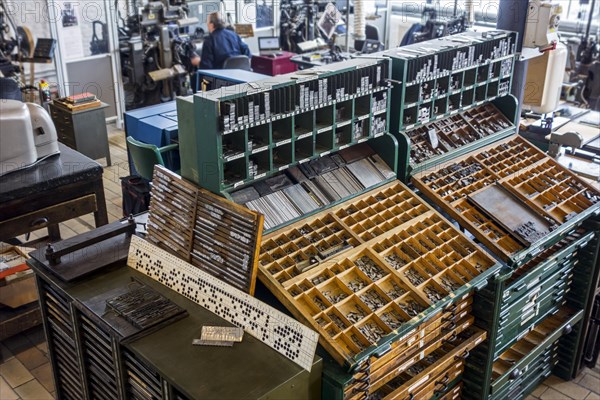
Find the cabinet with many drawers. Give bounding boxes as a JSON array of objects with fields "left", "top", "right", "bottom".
[
  {"left": 48, "top": 102, "right": 112, "bottom": 166},
  {"left": 412, "top": 134, "right": 600, "bottom": 399}
]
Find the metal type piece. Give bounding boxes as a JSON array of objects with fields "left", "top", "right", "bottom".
[
  {"left": 105, "top": 284, "right": 187, "bottom": 330},
  {"left": 192, "top": 339, "right": 234, "bottom": 347},
  {"left": 200, "top": 326, "right": 244, "bottom": 342}
]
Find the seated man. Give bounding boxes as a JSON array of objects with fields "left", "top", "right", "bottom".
[{"left": 200, "top": 12, "right": 251, "bottom": 69}]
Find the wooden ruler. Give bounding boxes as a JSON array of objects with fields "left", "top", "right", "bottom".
[{"left": 128, "top": 235, "right": 319, "bottom": 371}]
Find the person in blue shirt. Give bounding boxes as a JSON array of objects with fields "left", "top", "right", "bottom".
[{"left": 200, "top": 12, "right": 251, "bottom": 69}]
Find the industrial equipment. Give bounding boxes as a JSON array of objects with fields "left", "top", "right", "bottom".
[
  {"left": 117, "top": 0, "right": 202, "bottom": 110},
  {"left": 280, "top": 0, "right": 319, "bottom": 53},
  {"left": 0, "top": 99, "right": 60, "bottom": 176}
]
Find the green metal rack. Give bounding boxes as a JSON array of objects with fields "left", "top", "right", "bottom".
[
  {"left": 462, "top": 225, "right": 599, "bottom": 399},
  {"left": 177, "top": 58, "right": 400, "bottom": 233},
  {"left": 382, "top": 30, "right": 518, "bottom": 181}
]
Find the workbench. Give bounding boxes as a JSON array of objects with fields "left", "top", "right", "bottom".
[
  {"left": 0, "top": 143, "right": 108, "bottom": 339},
  {"left": 26, "top": 231, "right": 322, "bottom": 400},
  {"left": 0, "top": 143, "right": 108, "bottom": 243}
]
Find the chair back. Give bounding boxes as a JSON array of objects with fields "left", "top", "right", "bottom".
[
  {"left": 0, "top": 78, "right": 22, "bottom": 101},
  {"left": 365, "top": 24, "right": 380, "bottom": 41},
  {"left": 223, "top": 55, "right": 251, "bottom": 71},
  {"left": 126, "top": 136, "right": 165, "bottom": 180}
]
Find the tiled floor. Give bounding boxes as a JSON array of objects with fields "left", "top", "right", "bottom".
[{"left": 1, "top": 124, "right": 600, "bottom": 399}]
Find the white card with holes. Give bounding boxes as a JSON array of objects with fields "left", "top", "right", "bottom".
[{"left": 128, "top": 235, "right": 319, "bottom": 371}]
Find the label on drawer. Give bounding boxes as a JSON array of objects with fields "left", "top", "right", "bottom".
[
  {"left": 408, "top": 375, "right": 430, "bottom": 393},
  {"left": 527, "top": 277, "right": 541, "bottom": 290}
]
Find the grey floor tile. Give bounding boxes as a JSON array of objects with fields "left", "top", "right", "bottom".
[
  {"left": 578, "top": 373, "right": 600, "bottom": 395},
  {"left": 539, "top": 387, "right": 573, "bottom": 399}
]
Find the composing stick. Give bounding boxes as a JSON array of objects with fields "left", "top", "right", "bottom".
[{"left": 128, "top": 236, "right": 319, "bottom": 371}]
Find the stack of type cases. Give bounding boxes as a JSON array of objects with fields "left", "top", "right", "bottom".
[
  {"left": 412, "top": 136, "right": 600, "bottom": 400},
  {"left": 257, "top": 181, "right": 501, "bottom": 399},
  {"left": 383, "top": 31, "right": 519, "bottom": 180}
]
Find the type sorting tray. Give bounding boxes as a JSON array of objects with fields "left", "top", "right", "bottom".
[
  {"left": 397, "top": 98, "right": 518, "bottom": 180},
  {"left": 385, "top": 30, "right": 517, "bottom": 132},
  {"left": 321, "top": 295, "right": 475, "bottom": 400},
  {"left": 234, "top": 143, "right": 398, "bottom": 232},
  {"left": 258, "top": 180, "right": 499, "bottom": 371},
  {"left": 412, "top": 135, "right": 600, "bottom": 265}
]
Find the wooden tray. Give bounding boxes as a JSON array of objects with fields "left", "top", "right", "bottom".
[
  {"left": 258, "top": 180, "right": 497, "bottom": 367},
  {"left": 412, "top": 135, "right": 600, "bottom": 262}
]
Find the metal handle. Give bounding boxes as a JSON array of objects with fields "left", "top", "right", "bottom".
[
  {"left": 373, "top": 343, "right": 392, "bottom": 358},
  {"left": 454, "top": 349, "right": 470, "bottom": 360},
  {"left": 442, "top": 322, "right": 457, "bottom": 333},
  {"left": 509, "top": 368, "right": 522, "bottom": 380},
  {"left": 444, "top": 304, "right": 457, "bottom": 313},
  {"left": 562, "top": 323, "right": 573, "bottom": 335},
  {"left": 442, "top": 334, "right": 458, "bottom": 344},
  {"left": 435, "top": 374, "right": 449, "bottom": 386},
  {"left": 30, "top": 217, "right": 49, "bottom": 228}
]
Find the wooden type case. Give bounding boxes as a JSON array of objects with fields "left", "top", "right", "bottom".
[
  {"left": 257, "top": 180, "right": 499, "bottom": 369},
  {"left": 412, "top": 135, "right": 600, "bottom": 265}
]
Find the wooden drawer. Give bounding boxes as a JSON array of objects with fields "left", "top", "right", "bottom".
[
  {"left": 437, "top": 382, "right": 462, "bottom": 400},
  {"left": 324, "top": 296, "right": 473, "bottom": 399},
  {"left": 369, "top": 326, "right": 486, "bottom": 400},
  {"left": 0, "top": 194, "right": 97, "bottom": 239},
  {"left": 364, "top": 315, "right": 474, "bottom": 397},
  {"left": 363, "top": 296, "right": 473, "bottom": 381}
]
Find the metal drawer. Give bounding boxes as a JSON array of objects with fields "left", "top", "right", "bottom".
[
  {"left": 57, "top": 125, "right": 76, "bottom": 147},
  {"left": 500, "top": 231, "right": 593, "bottom": 304},
  {"left": 489, "top": 307, "right": 583, "bottom": 394},
  {"left": 490, "top": 357, "right": 555, "bottom": 400},
  {"left": 497, "top": 263, "right": 575, "bottom": 328}
]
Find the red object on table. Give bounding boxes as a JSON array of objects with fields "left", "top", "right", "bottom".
[{"left": 251, "top": 52, "right": 297, "bottom": 76}]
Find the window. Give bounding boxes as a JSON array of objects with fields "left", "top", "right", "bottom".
[{"left": 255, "top": 0, "right": 273, "bottom": 29}]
